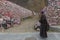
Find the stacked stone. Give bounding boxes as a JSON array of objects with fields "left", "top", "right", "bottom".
[
  {"left": 44, "top": 0, "right": 60, "bottom": 26},
  {"left": 0, "top": 1, "right": 35, "bottom": 24}
]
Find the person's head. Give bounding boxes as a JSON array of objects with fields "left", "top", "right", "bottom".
[
  {"left": 41, "top": 11, "right": 44, "bottom": 14},
  {"left": 40, "top": 11, "right": 46, "bottom": 19},
  {"left": 41, "top": 11, "right": 45, "bottom": 16}
]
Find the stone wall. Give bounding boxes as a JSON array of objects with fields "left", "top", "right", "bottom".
[
  {"left": 0, "top": 1, "right": 35, "bottom": 24},
  {"left": 44, "top": 0, "right": 60, "bottom": 26}
]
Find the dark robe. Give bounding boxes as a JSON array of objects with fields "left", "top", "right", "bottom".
[{"left": 39, "top": 14, "right": 50, "bottom": 38}]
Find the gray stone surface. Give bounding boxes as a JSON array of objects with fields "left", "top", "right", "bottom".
[
  {"left": 50, "top": 26, "right": 60, "bottom": 32},
  {"left": 0, "top": 32, "right": 59, "bottom": 40},
  {"left": 25, "top": 37, "right": 37, "bottom": 40}
]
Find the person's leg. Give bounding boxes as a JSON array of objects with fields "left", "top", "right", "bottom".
[
  {"left": 40, "top": 29, "right": 43, "bottom": 37},
  {"left": 43, "top": 30, "right": 47, "bottom": 38},
  {"left": 40, "top": 29, "right": 47, "bottom": 38},
  {"left": 40, "top": 30, "right": 42, "bottom": 36},
  {"left": 44, "top": 31, "right": 47, "bottom": 38},
  {"left": 41, "top": 29, "right": 44, "bottom": 37}
]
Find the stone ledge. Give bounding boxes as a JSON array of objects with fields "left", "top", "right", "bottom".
[{"left": 50, "top": 26, "right": 60, "bottom": 32}]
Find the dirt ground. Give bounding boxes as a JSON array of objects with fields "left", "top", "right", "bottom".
[{"left": 0, "top": 15, "right": 39, "bottom": 33}]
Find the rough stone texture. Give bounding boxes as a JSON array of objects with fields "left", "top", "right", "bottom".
[
  {"left": 0, "top": 1, "right": 34, "bottom": 18},
  {"left": 0, "top": 1, "right": 35, "bottom": 25},
  {"left": 43, "top": 0, "right": 60, "bottom": 26}
]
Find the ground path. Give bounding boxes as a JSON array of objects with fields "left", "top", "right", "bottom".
[
  {"left": 0, "top": 15, "right": 39, "bottom": 33},
  {"left": 0, "top": 32, "right": 60, "bottom": 40}
]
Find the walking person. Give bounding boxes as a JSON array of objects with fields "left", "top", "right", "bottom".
[{"left": 39, "top": 11, "right": 50, "bottom": 38}]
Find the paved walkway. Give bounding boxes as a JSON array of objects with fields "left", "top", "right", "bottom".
[{"left": 0, "top": 32, "right": 60, "bottom": 40}]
